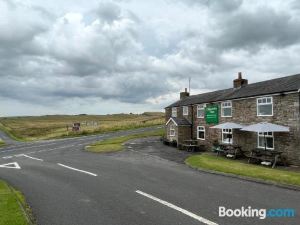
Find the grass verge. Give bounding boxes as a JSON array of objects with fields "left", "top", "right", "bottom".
[
  {"left": 185, "top": 153, "right": 300, "bottom": 187},
  {"left": 0, "top": 123, "right": 25, "bottom": 142},
  {"left": 86, "top": 129, "right": 164, "bottom": 153},
  {"left": 0, "top": 139, "right": 5, "bottom": 147},
  {"left": 0, "top": 180, "right": 31, "bottom": 225}
]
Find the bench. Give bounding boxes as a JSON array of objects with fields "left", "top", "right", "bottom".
[
  {"left": 180, "top": 140, "right": 205, "bottom": 152},
  {"left": 247, "top": 148, "right": 283, "bottom": 168},
  {"left": 214, "top": 144, "right": 243, "bottom": 159}
]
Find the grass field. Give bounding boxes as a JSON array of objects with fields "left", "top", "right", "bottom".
[
  {"left": 0, "top": 112, "right": 164, "bottom": 141},
  {"left": 0, "top": 180, "right": 30, "bottom": 225},
  {"left": 86, "top": 129, "right": 164, "bottom": 153},
  {"left": 185, "top": 153, "right": 300, "bottom": 187}
]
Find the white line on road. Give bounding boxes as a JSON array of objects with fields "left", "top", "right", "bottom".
[
  {"left": 57, "top": 163, "right": 98, "bottom": 177},
  {"left": 136, "top": 190, "right": 218, "bottom": 225},
  {"left": 2, "top": 156, "right": 13, "bottom": 159},
  {"left": 22, "top": 154, "right": 44, "bottom": 161},
  {"left": 0, "top": 162, "right": 21, "bottom": 169}
]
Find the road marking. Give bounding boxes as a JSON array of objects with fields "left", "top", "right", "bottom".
[
  {"left": 57, "top": 163, "right": 98, "bottom": 177},
  {"left": 2, "top": 156, "right": 13, "bottom": 159},
  {"left": 135, "top": 190, "right": 218, "bottom": 225},
  {"left": 0, "top": 162, "right": 21, "bottom": 169},
  {"left": 22, "top": 154, "right": 44, "bottom": 161}
]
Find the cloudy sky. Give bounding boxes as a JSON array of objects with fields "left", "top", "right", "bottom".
[{"left": 1, "top": 0, "right": 300, "bottom": 116}]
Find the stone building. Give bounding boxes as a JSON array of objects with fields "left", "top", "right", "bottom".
[{"left": 165, "top": 73, "right": 300, "bottom": 165}]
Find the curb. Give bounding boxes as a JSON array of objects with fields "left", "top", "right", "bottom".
[{"left": 185, "top": 164, "right": 300, "bottom": 192}]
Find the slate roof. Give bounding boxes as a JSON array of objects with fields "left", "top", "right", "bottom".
[
  {"left": 167, "top": 73, "right": 300, "bottom": 108},
  {"left": 167, "top": 117, "right": 192, "bottom": 126}
]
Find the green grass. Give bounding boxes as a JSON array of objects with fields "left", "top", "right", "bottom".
[
  {"left": 0, "top": 139, "right": 5, "bottom": 147},
  {"left": 185, "top": 153, "right": 300, "bottom": 187},
  {"left": 86, "top": 129, "right": 164, "bottom": 153},
  {"left": 0, "top": 112, "right": 164, "bottom": 141},
  {"left": 0, "top": 180, "right": 29, "bottom": 225}
]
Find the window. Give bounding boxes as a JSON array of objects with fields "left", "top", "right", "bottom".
[
  {"left": 197, "top": 126, "right": 205, "bottom": 140},
  {"left": 172, "top": 107, "right": 177, "bottom": 117},
  {"left": 257, "top": 97, "right": 273, "bottom": 116},
  {"left": 169, "top": 124, "right": 176, "bottom": 136},
  {"left": 183, "top": 106, "right": 189, "bottom": 116},
  {"left": 197, "top": 104, "right": 206, "bottom": 118},
  {"left": 258, "top": 132, "right": 274, "bottom": 149},
  {"left": 221, "top": 101, "right": 232, "bottom": 117},
  {"left": 222, "top": 129, "right": 233, "bottom": 144}
]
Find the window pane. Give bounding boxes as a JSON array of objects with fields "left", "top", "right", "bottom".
[
  {"left": 222, "top": 131, "right": 232, "bottom": 143},
  {"left": 198, "top": 131, "right": 204, "bottom": 139},
  {"left": 183, "top": 107, "right": 188, "bottom": 115},
  {"left": 266, "top": 137, "right": 273, "bottom": 148},
  {"left": 258, "top": 104, "right": 272, "bottom": 115},
  {"left": 172, "top": 108, "right": 177, "bottom": 117},
  {"left": 259, "top": 136, "right": 264, "bottom": 147},
  {"left": 258, "top": 136, "right": 273, "bottom": 149},
  {"left": 223, "top": 108, "right": 232, "bottom": 116},
  {"left": 198, "top": 109, "right": 205, "bottom": 118}
]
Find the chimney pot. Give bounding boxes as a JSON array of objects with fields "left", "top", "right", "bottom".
[{"left": 238, "top": 72, "right": 242, "bottom": 79}]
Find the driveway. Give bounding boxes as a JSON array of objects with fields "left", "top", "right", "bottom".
[
  {"left": 0, "top": 128, "right": 299, "bottom": 225},
  {"left": 124, "top": 137, "right": 198, "bottom": 164}
]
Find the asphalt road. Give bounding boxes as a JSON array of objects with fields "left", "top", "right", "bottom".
[{"left": 0, "top": 127, "right": 299, "bottom": 225}]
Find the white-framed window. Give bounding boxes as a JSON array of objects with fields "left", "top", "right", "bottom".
[
  {"left": 197, "top": 126, "right": 205, "bottom": 140},
  {"left": 183, "top": 106, "right": 189, "bottom": 116},
  {"left": 197, "top": 104, "right": 206, "bottom": 118},
  {"left": 257, "top": 97, "right": 273, "bottom": 116},
  {"left": 172, "top": 107, "right": 177, "bottom": 117},
  {"left": 222, "top": 129, "right": 233, "bottom": 144},
  {"left": 221, "top": 101, "right": 232, "bottom": 117},
  {"left": 258, "top": 132, "right": 274, "bottom": 150},
  {"left": 169, "top": 124, "right": 176, "bottom": 137}
]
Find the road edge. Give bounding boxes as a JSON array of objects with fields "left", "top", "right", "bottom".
[{"left": 185, "top": 164, "right": 300, "bottom": 192}]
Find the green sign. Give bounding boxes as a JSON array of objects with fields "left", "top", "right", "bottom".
[{"left": 205, "top": 105, "right": 219, "bottom": 124}]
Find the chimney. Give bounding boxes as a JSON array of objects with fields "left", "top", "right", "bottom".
[
  {"left": 180, "top": 88, "right": 190, "bottom": 100},
  {"left": 233, "top": 72, "right": 248, "bottom": 88}
]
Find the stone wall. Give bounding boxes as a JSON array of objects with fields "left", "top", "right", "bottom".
[
  {"left": 166, "top": 121, "right": 178, "bottom": 143},
  {"left": 165, "top": 92, "right": 300, "bottom": 165}
]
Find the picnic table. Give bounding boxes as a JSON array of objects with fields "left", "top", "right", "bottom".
[
  {"left": 247, "top": 148, "right": 284, "bottom": 168},
  {"left": 180, "top": 140, "right": 205, "bottom": 152},
  {"left": 215, "top": 144, "right": 243, "bottom": 159}
]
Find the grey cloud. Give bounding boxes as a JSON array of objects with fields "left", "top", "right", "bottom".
[
  {"left": 0, "top": 1, "right": 51, "bottom": 46},
  {"left": 176, "top": 0, "right": 243, "bottom": 12},
  {"left": 96, "top": 2, "right": 122, "bottom": 23},
  {"left": 207, "top": 7, "right": 300, "bottom": 50}
]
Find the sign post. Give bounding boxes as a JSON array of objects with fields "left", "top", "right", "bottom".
[{"left": 205, "top": 105, "right": 219, "bottom": 124}]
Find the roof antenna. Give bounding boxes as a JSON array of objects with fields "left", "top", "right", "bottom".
[{"left": 188, "top": 77, "right": 191, "bottom": 94}]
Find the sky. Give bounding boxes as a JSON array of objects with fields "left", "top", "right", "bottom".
[{"left": 1, "top": 0, "right": 300, "bottom": 116}]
